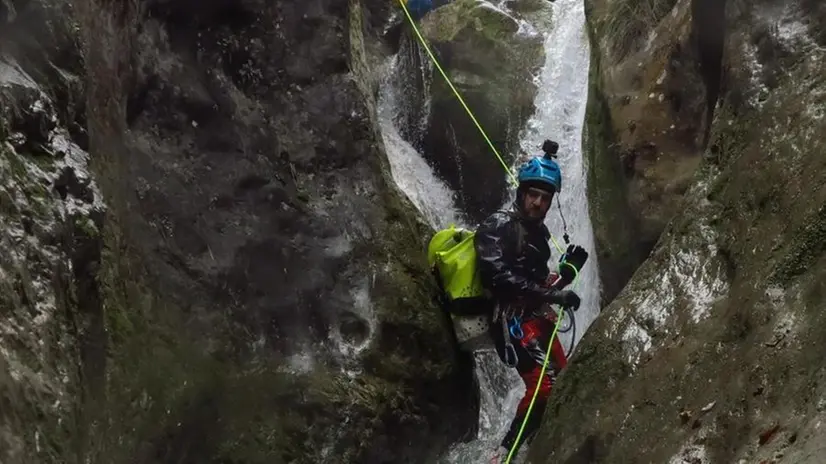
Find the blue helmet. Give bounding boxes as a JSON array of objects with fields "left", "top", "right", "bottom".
[{"left": 516, "top": 155, "right": 562, "bottom": 193}]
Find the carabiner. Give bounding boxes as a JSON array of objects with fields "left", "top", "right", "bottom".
[{"left": 508, "top": 317, "right": 523, "bottom": 339}]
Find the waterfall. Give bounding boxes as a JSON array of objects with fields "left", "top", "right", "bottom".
[
  {"left": 378, "top": 50, "right": 465, "bottom": 230},
  {"left": 376, "top": 0, "right": 600, "bottom": 461}
]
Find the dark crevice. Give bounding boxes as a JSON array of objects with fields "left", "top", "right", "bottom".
[
  {"left": 562, "top": 434, "right": 616, "bottom": 464},
  {"left": 64, "top": 207, "right": 106, "bottom": 460},
  {"left": 136, "top": 385, "right": 224, "bottom": 464},
  {"left": 691, "top": 0, "right": 728, "bottom": 147},
  {"left": 126, "top": 74, "right": 159, "bottom": 125},
  {"left": 144, "top": 0, "right": 255, "bottom": 36},
  {"left": 0, "top": 1, "right": 11, "bottom": 24},
  {"left": 800, "top": 0, "right": 826, "bottom": 46},
  {"left": 234, "top": 174, "right": 270, "bottom": 193}
]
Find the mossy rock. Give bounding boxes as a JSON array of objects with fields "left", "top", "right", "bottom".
[
  {"left": 417, "top": 0, "right": 547, "bottom": 221},
  {"left": 527, "top": 2, "right": 826, "bottom": 462},
  {"left": 582, "top": 19, "right": 646, "bottom": 306}
]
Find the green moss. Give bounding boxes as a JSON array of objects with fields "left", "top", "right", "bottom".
[
  {"left": 707, "top": 104, "right": 754, "bottom": 169},
  {"left": 214, "top": 372, "right": 317, "bottom": 463},
  {"left": 420, "top": 1, "right": 543, "bottom": 82},
  {"left": 422, "top": 0, "right": 519, "bottom": 43},
  {"left": 582, "top": 19, "right": 643, "bottom": 305},
  {"left": 348, "top": 0, "right": 374, "bottom": 106},
  {"left": 594, "top": 0, "right": 678, "bottom": 62},
  {"left": 94, "top": 237, "right": 434, "bottom": 464},
  {"left": 0, "top": 146, "right": 56, "bottom": 221},
  {"left": 91, "top": 233, "right": 337, "bottom": 463},
  {"left": 507, "top": 0, "right": 552, "bottom": 16},
  {"left": 6, "top": 149, "right": 29, "bottom": 179},
  {"left": 31, "top": 153, "right": 56, "bottom": 172},
  {"left": 773, "top": 205, "right": 826, "bottom": 286},
  {"left": 0, "top": 189, "right": 18, "bottom": 218},
  {"left": 705, "top": 168, "right": 729, "bottom": 202},
  {"left": 73, "top": 215, "right": 99, "bottom": 238}
]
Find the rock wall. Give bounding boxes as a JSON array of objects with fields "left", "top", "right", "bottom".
[
  {"left": 2, "top": 0, "right": 477, "bottom": 462},
  {"left": 529, "top": 0, "right": 826, "bottom": 462},
  {"left": 583, "top": 0, "right": 723, "bottom": 303},
  {"left": 0, "top": 1, "right": 100, "bottom": 461}
]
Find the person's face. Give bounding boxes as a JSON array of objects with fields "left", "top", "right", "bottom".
[{"left": 522, "top": 187, "right": 553, "bottom": 219}]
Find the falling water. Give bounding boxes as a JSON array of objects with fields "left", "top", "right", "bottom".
[
  {"left": 378, "top": 42, "right": 464, "bottom": 230},
  {"left": 376, "top": 0, "right": 600, "bottom": 462}
]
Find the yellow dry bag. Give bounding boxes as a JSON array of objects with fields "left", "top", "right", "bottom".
[{"left": 427, "top": 225, "right": 487, "bottom": 305}]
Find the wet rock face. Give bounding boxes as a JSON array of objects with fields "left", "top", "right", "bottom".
[
  {"left": 75, "top": 0, "right": 476, "bottom": 462},
  {"left": 583, "top": 0, "right": 725, "bottom": 303},
  {"left": 413, "top": 0, "right": 546, "bottom": 223},
  {"left": 0, "top": 1, "right": 103, "bottom": 461},
  {"left": 530, "top": 0, "right": 826, "bottom": 462},
  {"left": 0, "top": 0, "right": 477, "bottom": 461},
  {"left": 126, "top": 0, "right": 375, "bottom": 351}
]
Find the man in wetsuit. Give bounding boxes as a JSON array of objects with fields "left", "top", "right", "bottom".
[{"left": 474, "top": 140, "right": 589, "bottom": 463}]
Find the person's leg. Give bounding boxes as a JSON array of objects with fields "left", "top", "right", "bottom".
[
  {"left": 500, "top": 362, "right": 552, "bottom": 456},
  {"left": 497, "top": 318, "right": 558, "bottom": 455}
]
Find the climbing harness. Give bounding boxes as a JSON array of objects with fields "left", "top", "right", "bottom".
[{"left": 397, "top": 2, "right": 584, "bottom": 463}]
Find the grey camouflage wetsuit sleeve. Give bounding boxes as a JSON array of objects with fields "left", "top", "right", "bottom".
[{"left": 473, "top": 212, "right": 549, "bottom": 304}]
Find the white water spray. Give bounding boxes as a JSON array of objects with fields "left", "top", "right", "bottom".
[
  {"left": 377, "top": 0, "right": 600, "bottom": 461},
  {"left": 378, "top": 49, "right": 465, "bottom": 230}
]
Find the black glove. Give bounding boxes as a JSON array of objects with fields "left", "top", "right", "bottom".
[
  {"left": 559, "top": 244, "right": 588, "bottom": 282},
  {"left": 543, "top": 289, "right": 581, "bottom": 311}
]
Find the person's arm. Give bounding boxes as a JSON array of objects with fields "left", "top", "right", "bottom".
[{"left": 474, "top": 213, "right": 550, "bottom": 303}]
